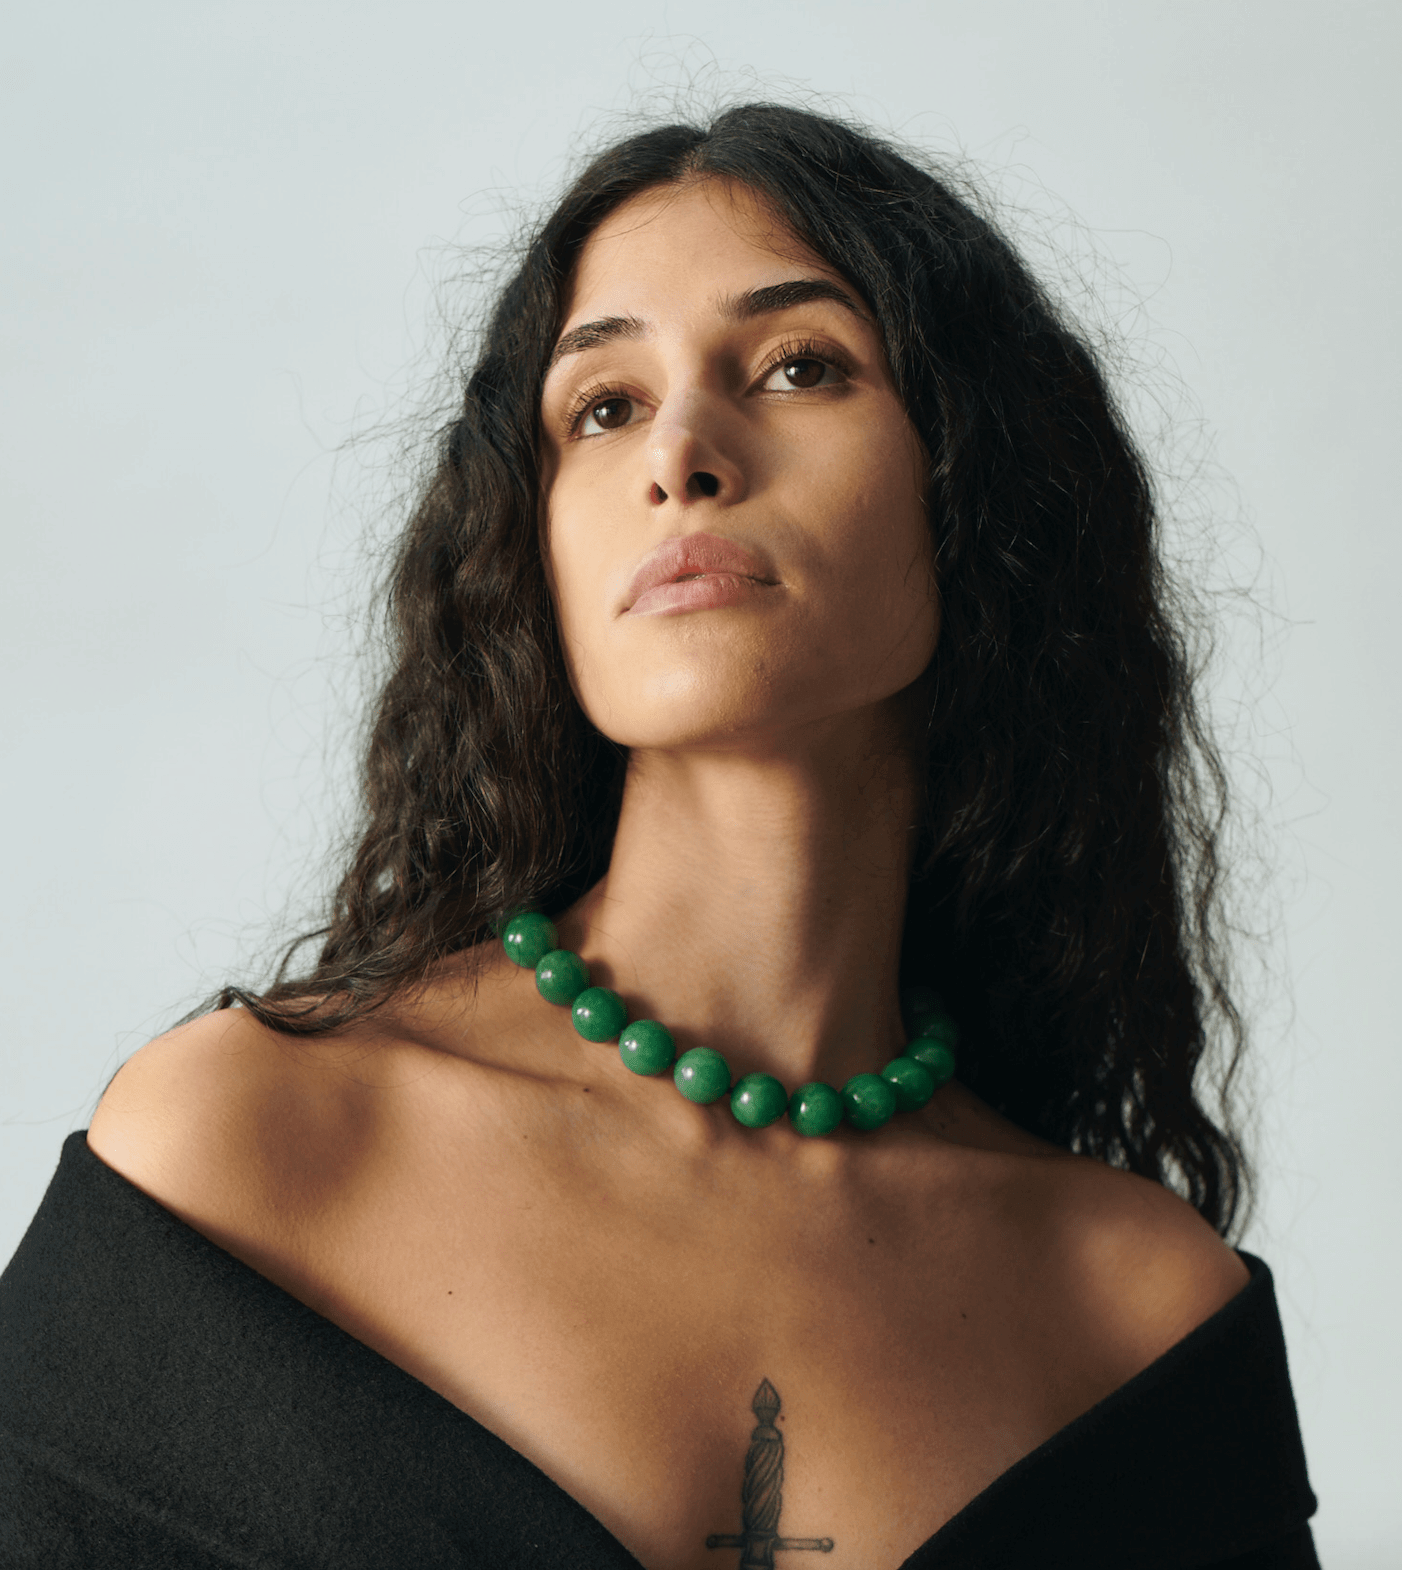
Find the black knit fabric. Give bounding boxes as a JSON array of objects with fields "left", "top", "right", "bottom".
[{"left": 0, "top": 1133, "right": 1317, "bottom": 1569}]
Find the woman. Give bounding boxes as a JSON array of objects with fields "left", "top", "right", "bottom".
[{"left": 0, "top": 105, "right": 1316, "bottom": 1567}]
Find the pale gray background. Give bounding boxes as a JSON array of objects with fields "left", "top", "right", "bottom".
[{"left": 2, "top": 2, "right": 1397, "bottom": 1562}]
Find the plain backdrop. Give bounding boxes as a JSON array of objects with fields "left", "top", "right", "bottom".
[{"left": 2, "top": 2, "right": 1398, "bottom": 1562}]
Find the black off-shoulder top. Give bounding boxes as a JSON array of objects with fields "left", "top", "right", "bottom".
[{"left": 0, "top": 1133, "right": 1317, "bottom": 1568}]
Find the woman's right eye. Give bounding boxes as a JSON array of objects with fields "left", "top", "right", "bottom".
[{"left": 579, "top": 397, "right": 636, "bottom": 436}]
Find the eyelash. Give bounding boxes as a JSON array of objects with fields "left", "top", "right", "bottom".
[{"left": 561, "top": 336, "right": 854, "bottom": 438}]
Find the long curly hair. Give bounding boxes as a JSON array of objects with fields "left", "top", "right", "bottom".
[{"left": 223, "top": 103, "right": 1249, "bottom": 1235}]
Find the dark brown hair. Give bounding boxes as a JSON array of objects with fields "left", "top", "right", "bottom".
[{"left": 222, "top": 103, "right": 1249, "bottom": 1234}]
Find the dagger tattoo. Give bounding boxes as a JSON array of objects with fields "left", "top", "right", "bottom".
[{"left": 706, "top": 1379, "right": 834, "bottom": 1569}]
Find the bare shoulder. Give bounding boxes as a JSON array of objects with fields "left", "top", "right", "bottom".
[
  {"left": 922, "top": 1082, "right": 1248, "bottom": 1386},
  {"left": 90, "top": 1006, "right": 287, "bottom": 1176},
  {"left": 1034, "top": 1148, "right": 1250, "bottom": 1380},
  {"left": 85, "top": 950, "right": 547, "bottom": 1249},
  {"left": 87, "top": 1008, "right": 361, "bottom": 1239},
  {"left": 85, "top": 985, "right": 485, "bottom": 1260}
]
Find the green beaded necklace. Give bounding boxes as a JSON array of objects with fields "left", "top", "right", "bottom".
[{"left": 500, "top": 911, "right": 959, "bottom": 1136}]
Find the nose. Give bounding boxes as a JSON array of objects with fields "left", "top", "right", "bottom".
[{"left": 645, "top": 389, "right": 746, "bottom": 508}]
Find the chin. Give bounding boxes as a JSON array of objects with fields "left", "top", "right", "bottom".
[
  {"left": 604, "top": 705, "right": 780, "bottom": 753},
  {"left": 586, "top": 667, "right": 792, "bottom": 751}
]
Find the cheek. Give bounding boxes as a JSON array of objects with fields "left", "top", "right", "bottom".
[
  {"left": 542, "top": 506, "right": 589, "bottom": 661},
  {"left": 543, "top": 488, "right": 623, "bottom": 716},
  {"left": 817, "top": 422, "right": 934, "bottom": 635}
]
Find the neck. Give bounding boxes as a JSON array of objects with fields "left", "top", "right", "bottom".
[{"left": 558, "top": 707, "right": 922, "bottom": 1090}]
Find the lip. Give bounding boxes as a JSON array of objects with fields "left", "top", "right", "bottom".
[{"left": 623, "top": 532, "right": 780, "bottom": 617}]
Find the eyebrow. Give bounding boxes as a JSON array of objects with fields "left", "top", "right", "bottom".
[
  {"left": 547, "top": 278, "right": 864, "bottom": 369},
  {"left": 548, "top": 314, "right": 647, "bottom": 367},
  {"left": 720, "top": 278, "right": 864, "bottom": 322}
]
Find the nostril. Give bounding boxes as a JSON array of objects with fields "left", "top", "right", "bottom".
[
  {"left": 692, "top": 471, "right": 720, "bottom": 498},
  {"left": 650, "top": 483, "right": 668, "bottom": 505}
]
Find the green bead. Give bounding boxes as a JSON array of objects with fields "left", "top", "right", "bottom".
[
  {"left": 842, "top": 1072, "right": 898, "bottom": 1131},
  {"left": 904, "top": 1037, "right": 956, "bottom": 1086},
  {"left": 502, "top": 911, "right": 557, "bottom": 969},
  {"left": 882, "top": 1055, "right": 935, "bottom": 1112},
  {"left": 572, "top": 986, "right": 627, "bottom": 1042},
  {"left": 618, "top": 1019, "right": 675, "bottom": 1076},
  {"left": 900, "top": 985, "right": 946, "bottom": 1032},
  {"left": 674, "top": 1047, "right": 732, "bottom": 1104},
  {"left": 909, "top": 1008, "right": 960, "bottom": 1047},
  {"left": 788, "top": 1081, "right": 843, "bottom": 1137},
  {"left": 730, "top": 1073, "right": 788, "bottom": 1129},
  {"left": 535, "top": 948, "right": 589, "bottom": 1005}
]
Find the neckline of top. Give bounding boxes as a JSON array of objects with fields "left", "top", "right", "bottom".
[{"left": 70, "top": 1131, "right": 1266, "bottom": 1570}]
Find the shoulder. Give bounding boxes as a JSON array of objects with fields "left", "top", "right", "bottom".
[
  {"left": 87, "top": 1007, "right": 360, "bottom": 1246},
  {"left": 1033, "top": 1149, "right": 1250, "bottom": 1386},
  {"left": 85, "top": 976, "right": 494, "bottom": 1264},
  {"left": 85, "top": 952, "right": 561, "bottom": 1249},
  {"left": 90, "top": 1005, "right": 289, "bottom": 1168},
  {"left": 926, "top": 1084, "right": 1248, "bottom": 1387}
]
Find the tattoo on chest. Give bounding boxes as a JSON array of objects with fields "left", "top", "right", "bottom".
[{"left": 706, "top": 1379, "right": 835, "bottom": 1569}]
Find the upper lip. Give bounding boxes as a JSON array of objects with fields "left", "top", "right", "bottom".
[{"left": 623, "top": 532, "right": 779, "bottom": 612}]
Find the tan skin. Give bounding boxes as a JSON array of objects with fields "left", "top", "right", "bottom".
[{"left": 89, "top": 178, "right": 1248, "bottom": 1570}]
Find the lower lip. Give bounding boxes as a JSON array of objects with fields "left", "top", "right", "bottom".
[{"left": 628, "top": 574, "right": 776, "bottom": 616}]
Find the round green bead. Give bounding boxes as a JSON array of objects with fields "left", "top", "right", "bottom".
[
  {"left": 673, "top": 1047, "right": 732, "bottom": 1105},
  {"left": 904, "top": 1037, "right": 956, "bottom": 1086},
  {"left": 618, "top": 1019, "right": 676, "bottom": 1076},
  {"left": 730, "top": 1073, "right": 788, "bottom": 1129},
  {"left": 572, "top": 986, "right": 627, "bottom": 1042},
  {"left": 535, "top": 948, "right": 590, "bottom": 1005},
  {"left": 788, "top": 1081, "right": 843, "bottom": 1137},
  {"left": 882, "top": 1055, "right": 935, "bottom": 1112},
  {"left": 900, "top": 985, "right": 946, "bottom": 1032},
  {"left": 501, "top": 911, "right": 557, "bottom": 969},
  {"left": 909, "top": 1008, "right": 960, "bottom": 1048},
  {"left": 842, "top": 1072, "right": 898, "bottom": 1131}
]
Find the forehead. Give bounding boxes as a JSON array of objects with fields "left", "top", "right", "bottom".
[{"left": 561, "top": 178, "right": 843, "bottom": 326}]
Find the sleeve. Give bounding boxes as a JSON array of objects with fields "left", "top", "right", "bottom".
[
  {"left": 1210, "top": 1525, "right": 1321, "bottom": 1569},
  {"left": 0, "top": 1430, "right": 255, "bottom": 1570}
]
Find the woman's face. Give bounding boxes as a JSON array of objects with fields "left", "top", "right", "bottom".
[{"left": 539, "top": 178, "right": 937, "bottom": 753}]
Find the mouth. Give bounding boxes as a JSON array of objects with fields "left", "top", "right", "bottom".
[{"left": 623, "top": 532, "right": 780, "bottom": 617}]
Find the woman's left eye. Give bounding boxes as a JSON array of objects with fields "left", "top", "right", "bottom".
[{"left": 763, "top": 356, "right": 841, "bottom": 392}]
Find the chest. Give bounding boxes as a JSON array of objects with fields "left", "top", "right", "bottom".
[{"left": 269, "top": 1121, "right": 1113, "bottom": 1570}]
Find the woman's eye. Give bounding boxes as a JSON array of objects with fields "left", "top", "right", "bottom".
[
  {"left": 764, "top": 356, "right": 839, "bottom": 392},
  {"left": 579, "top": 397, "right": 636, "bottom": 436}
]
